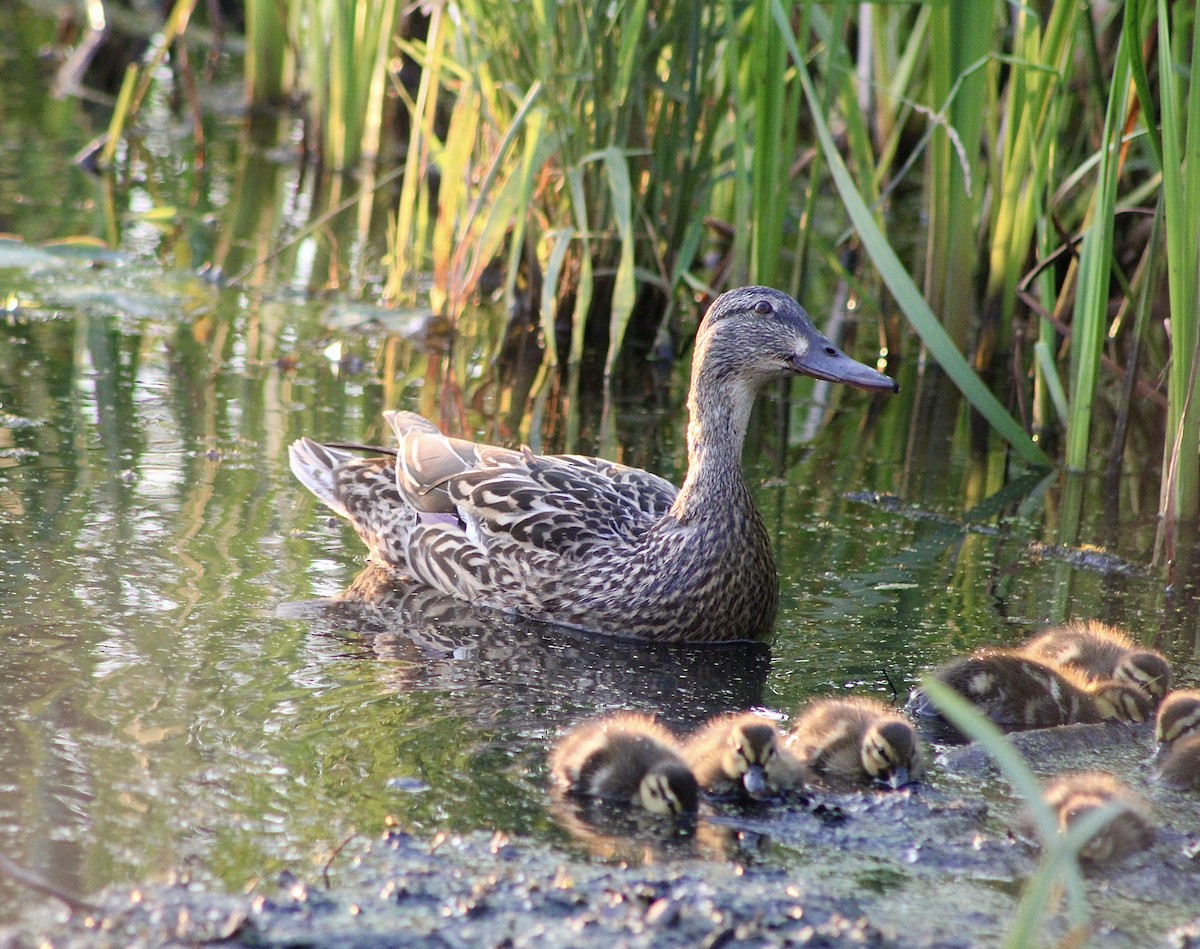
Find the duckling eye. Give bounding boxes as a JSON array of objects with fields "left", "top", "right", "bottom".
[{"left": 753, "top": 299, "right": 774, "bottom": 315}]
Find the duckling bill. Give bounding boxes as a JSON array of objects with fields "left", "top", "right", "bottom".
[
  {"left": 549, "top": 713, "right": 698, "bottom": 817},
  {"left": 786, "top": 696, "right": 925, "bottom": 789},
  {"left": 681, "top": 713, "right": 803, "bottom": 800},
  {"left": 289, "top": 286, "right": 896, "bottom": 643}
]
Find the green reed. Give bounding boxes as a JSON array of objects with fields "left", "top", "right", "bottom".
[
  {"left": 920, "top": 681, "right": 1113, "bottom": 948},
  {"left": 230, "top": 1, "right": 1200, "bottom": 523},
  {"left": 243, "top": 0, "right": 291, "bottom": 104},
  {"left": 1142, "top": 0, "right": 1200, "bottom": 526},
  {"left": 386, "top": 0, "right": 728, "bottom": 379}
]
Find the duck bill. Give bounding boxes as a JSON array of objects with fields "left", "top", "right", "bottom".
[
  {"left": 742, "top": 764, "right": 769, "bottom": 799},
  {"left": 788, "top": 340, "right": 898, "bottom": 393},
  {"left": 885, "top": 767, "right": 911, "bottom": 790}
]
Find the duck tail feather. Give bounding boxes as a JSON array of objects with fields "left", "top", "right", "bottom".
[{"left": 289, "top": 437, "right": 355, "bottom": 518}]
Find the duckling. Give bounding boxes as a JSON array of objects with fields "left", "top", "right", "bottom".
[
  {"left": 1155, "top": 689, "right": 1200, "bottom": 746},
  {"left": 785, "top": 697, "right": 925, "bottom": 789},
  {"left": 681, "top": 712, "right": 804, "bottom": 800},
  {"left": 906, "top": 649, "right": 1152, "bottom": 733},
  {"left": 1155, "top": 734, "right": 1200, "bottom": 791},
  {"left": 1022, "top": 620, "right": 1171, "bottom": 701},
  {"left": 1037, "top": 772, "right": 1155, "bottom": 864},
  {"left": 549, "top": 712, "right": 699, "bottom": 816}
]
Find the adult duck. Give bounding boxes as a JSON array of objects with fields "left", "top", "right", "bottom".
[{"left": 289, "top": 286, "right": 896, "bottom": 642}]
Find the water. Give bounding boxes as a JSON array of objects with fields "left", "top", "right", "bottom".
[{"left": 2, "top": 3, "right": 1199, "bottom": 938}]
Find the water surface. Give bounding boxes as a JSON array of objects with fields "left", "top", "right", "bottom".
[{"left": 2, "top": 5, "right": 1198, "bottom": 939}]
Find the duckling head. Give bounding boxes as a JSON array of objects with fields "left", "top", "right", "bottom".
[
  {"left": 1057, "top": 791, "right": 1154, "bottom": 863},
  {"left": 638, "top": 762, "right": 699, "bottom": 817},
  {"left": 861, "top": 720, "right": 923, "bottom": 789},
  {"left": 1156, "top": 690, "right": 1200, "bottom": 746},
  {"left": 721, "top": 721, "right": 782, "bottom": 799},
  {"left": 1115, "top": 651, "right": 1172, "bottom": 700},
  {"left": 1090, "top": 680, "right": 1154, "bottom": 723}
]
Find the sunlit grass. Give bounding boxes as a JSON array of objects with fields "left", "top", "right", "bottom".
[{"left": 208, "top": 1, "right": 1200, "bottom": 527}]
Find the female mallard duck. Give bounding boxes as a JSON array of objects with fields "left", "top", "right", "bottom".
[
  {"left": 1155, "top": 689, "right": 1200, "bottom": 747},
  {"left": 784, "top": 696, "right": 925, "bottom": 789},
  {"left": 906, "top": 649, "right": 1153, "bottom": 732},
  {"left": 1036, "top": 773, "right": 1154, "bottom": 863},
  {"left": 681, "top": 712, "right": 803, "bottom": 800},
  {"left": 1156, "top": 735, "right": 1200, "bottom": 791},
  {"left": 289, "top": 287, "right": 896, "bottom": 643},
  {"left": 1021, "top": 620, "right": 1171, "bottom": 702},
  {"left": 549, "top": 712, "right": 698, "bottom": 816}
]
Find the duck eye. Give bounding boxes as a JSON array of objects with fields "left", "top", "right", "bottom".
[{"left": 753, "top": 299, "right": 773, "bottom": 315}]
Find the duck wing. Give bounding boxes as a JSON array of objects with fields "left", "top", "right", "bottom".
[{"left": 388, "top": 411, "right": 679, "bottom": 559}]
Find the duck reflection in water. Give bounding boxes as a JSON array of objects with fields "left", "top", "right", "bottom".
[
  {"left": 278, "top": 565, "right": 771, "bottom": 734},
  {"left": 546, "top": 790, "right": 770, "bottom": 865}
]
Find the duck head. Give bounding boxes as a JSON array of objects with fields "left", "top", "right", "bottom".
[{"left": 694, "top": 286, "right": 898, "bottom": 394}]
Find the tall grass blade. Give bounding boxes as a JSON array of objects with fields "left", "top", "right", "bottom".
[
  {"left": 244, "top": 0, "right": 291, "bottom": 103},
  {"left": 600, "top": 147, "right": 636, "bottom": 378},
  {"left": 918, "top": 681, "right": 1092, "bottom": 944},
  {"left": 924, "top": 0, "right": 992, "bottom": 353},
  {"left": 1064, "top": 32, "right": 1130, "bottom": 472},
  {"left": 1153, "top": 0, "right": 1200, "bottom": 522},
  {"left": 772, "top": 1, "right": 1050, "bottom": 468}
]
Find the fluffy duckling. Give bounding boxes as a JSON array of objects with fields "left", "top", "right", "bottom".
[
  {"left": 1038, "top": 773, "right": 1155, "bottom": 864},
  {"left": 907, "top": 649, "right": 1152, "bottom": 732},
  {"left": 1155, "top": 689, "right": 1200, "bottom": 747},
  {"left": 785, "top": 697, "right": 925, "bottom": 789},
  {"left": 1022, "top": 620, "right": 1171, "bottom": 702},
  {"left": 549, "top": 712, "right": 698, "bottom": 816},
  {"left": 1156, "top": 734, "right": 1200, "bottom": 791},
  {"left": 681, "top": 712, "right": 804, "bottom": 800}
]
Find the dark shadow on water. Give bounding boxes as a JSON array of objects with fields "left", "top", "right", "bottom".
[{"left": 277, "top": 566, "right": 771, "bottom": 733}]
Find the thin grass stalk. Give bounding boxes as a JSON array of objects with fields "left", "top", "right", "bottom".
[
  {"left": 446, "top": 89, "right": 548, "bottom": 318},
  {"left": 1064, "top": 31, "right": 1131, "bottom": 473},
  {"left": 100, "top": 65, "right": 138, "bottom": 170},
  {"left": 722, "top": 0, "right": 755, "bottom": 285},
  {"left": 748, "top": 0, "right": 791, "bottom": 286},
  {"left": 871, "top": 4, "right": 929, "bottom": 190},
  {"left": 984, "top": 1, "right": 1079, "bottom": 362},
  {"left": 923, "top": 0, "right": 992, "bottom": 353},
  {"left": 386, "top": 4, "right": 447, "bottom": 302}
]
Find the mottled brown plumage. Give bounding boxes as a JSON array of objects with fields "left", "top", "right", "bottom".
[
  {"left": 785, "top": 697, "right": 925, "bottom": 789},
  {"left": 548, "top": 713, "right": 698, "bottom": 816},
  {"left": 1022, "top": 620, "right": 1171, "bottom": 701},
  {"left": 681, "top": 713, "right": 803, "bottom": 800},
  {"left": 907, "top": 649, "right": 1153, "bottom": 733},
  {"left": 1156, "top": 689, "right": 1200, "bottom": 746},
  {"left": 1035, "top": 773, "right": 1154, "bottom": 864},
  {"left": 289, "top": 287, "right": 896, "bottom": 642}
]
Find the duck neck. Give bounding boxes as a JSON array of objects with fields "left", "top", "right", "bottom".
[{"left": 672, "top": 371, "right": 758, "bottom": 520}]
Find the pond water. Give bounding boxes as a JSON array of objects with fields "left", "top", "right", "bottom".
[{"left": 2, "top": 5, "right": 1199, "bottom": 943}]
